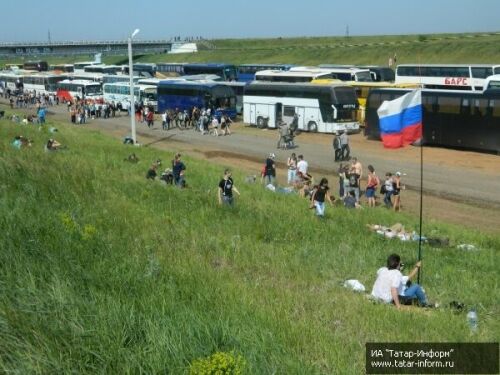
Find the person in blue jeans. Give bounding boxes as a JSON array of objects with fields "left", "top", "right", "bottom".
[
  {"left": 371, "top": 254, "right": 433, "bottom": 308},
  {"left": 310, "top": 178, "right": 335, "bottom": 217}
]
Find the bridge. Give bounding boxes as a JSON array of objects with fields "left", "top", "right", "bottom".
[{"left": 0, "top": 40, "right": 174, "bottom": 57}]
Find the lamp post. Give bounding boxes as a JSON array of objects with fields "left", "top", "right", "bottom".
[{"left": 128, "top": 28, "right": 140, "bottom": 144}]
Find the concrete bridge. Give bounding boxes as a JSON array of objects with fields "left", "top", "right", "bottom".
[{"left": 0, "top": 40, "right": 174, "bottom": 57}]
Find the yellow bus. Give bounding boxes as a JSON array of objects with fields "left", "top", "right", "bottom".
[{"left": 312, "top": 79, "right": 419, "bottom": 124}]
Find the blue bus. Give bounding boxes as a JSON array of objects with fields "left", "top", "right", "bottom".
[
  {"left": 157, "top": 80, "right": 237, "bottom": 118},
  {"left": 182, "top": 63, "right": 238, "bottom": 81},
  {"left": 237, "top": 64, "right": 294, "bottom": 82}
]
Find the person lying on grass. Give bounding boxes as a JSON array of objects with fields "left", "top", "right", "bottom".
[{"left": 371, "top": 253, "right": 434, "bottom": 308}]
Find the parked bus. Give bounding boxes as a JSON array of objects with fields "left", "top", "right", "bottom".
[
  {"left": 0, "top": 71, "right": 24, "bottom": 91},
  {"left": 357, "top": 66, "right": 395, "bottom": 82},
  {"left": 218, "top": 81, "right": 248, "bottom": 114},
  {"left": 4, "top": 63, "right": 22, "bottom": 70},
  {"left": 50, "top": 64, "right": 75, "bottom": 73},
  {"left": 182, "top": 74, "right": 222, "bottom": 82},
  {"left": 312, "top": 79, "right": 418, "bottom": 122},
  {"left": 365, "top": 88, "right": 500, "bottom": 153},
  {"left": 484, "top": 75, "right": 500, "bottom": 92},
  {"left": 237, "top": 64, "right": 294, "bottom": 82},
  {"left": 23, "top": 60, "right": 48, "bottom": 72},
  {"left": 243, "top": 82, "right": 360, "bottom": 133},
  {"left": 395, "top": 64, "right": 500, "bottom": 91},
  {"left": 102, "top": 75, "right": 139, "bottom": 84},
  {"left": 84, "top": 64, "right": 121, "bottom": 75},
  {"left": 56, "top": 79, "right": 102, "bottom": 102},
  {"left": 255, "top": 69, "right": 332, "bottom": 83},
  {"left": 156, "top": 63, "right": 186, "bottom": 75},
  {"left": 74, "top": 61, "right": 101, "bottom": 72},
  {"left": 123, "top": 63, "right": 157, "bottom": 78},
  {"left": 157, "top": 80, "right": 237, "bottom": 118},
  {"left": 68, "top": 72, "right": 104, "bottom": 83},
  {"left": 103, "top": 82, "right": 157, "bottom": 109},
  {"left": 23, "top": 73, "right": 67, "bottom": 94},
  {"left": 182, "top": 63, "right": 238, "bottom": 81},
  {"left": 292, "top": 66, "right": 373, "bottom": 82}
]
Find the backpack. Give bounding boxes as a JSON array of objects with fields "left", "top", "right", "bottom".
[{"left": 348, "top": 174, "right": 357, "bottom": 187}]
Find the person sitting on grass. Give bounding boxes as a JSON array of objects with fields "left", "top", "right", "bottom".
[
  {"left": 371, "top": 253, "right": 433, "bottom": 308},
  {"left": 344, "top": 190, "right": 361, "bottom": 209},
  {"left": 46, "top": 138, "right": 62, "bottom": 151},
  {"left": 146, "top": 163, "right": 157, "bottom": 180}
]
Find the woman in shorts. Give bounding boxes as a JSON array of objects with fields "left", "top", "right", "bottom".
[{"left": 365, "top": 165, "right": 379, "bottom": 207}]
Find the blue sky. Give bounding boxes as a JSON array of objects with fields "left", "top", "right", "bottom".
[{"left": 2, "top": 0, "right": 500, "bottom": 42}]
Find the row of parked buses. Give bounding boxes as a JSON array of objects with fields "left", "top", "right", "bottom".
[{"left": 2, "top": 61, "right": 499, "bottom": 152}]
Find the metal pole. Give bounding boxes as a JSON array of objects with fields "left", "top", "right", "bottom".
[
  {"left": 128, "top": 37, "right": 136, "bottom": 144},
  {"left": 417, "top": 119, "right": 424, "bottom": 284}
]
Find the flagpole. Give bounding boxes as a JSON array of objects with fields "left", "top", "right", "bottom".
[{"left": 417, "top": 121, "right": 423, "bottom": 284}]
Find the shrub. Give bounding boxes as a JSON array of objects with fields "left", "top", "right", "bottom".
[{"left": 189, "top": 351, "right": 246, "bottom": 375}]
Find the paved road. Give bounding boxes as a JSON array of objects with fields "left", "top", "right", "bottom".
[{"left": 5, "top": 102, "right": 500, "bottom": 207}]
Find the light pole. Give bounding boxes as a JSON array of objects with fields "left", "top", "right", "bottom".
[{"left": 128, "top": 28, "right": 140, "bottom": 144}]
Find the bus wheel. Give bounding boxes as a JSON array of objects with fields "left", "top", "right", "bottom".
[
  {"left": 256, "top": 116, "right": 266, "bottom": 128},
  {"left": 308, "top": 121, "right": 318, "bottom": 132}
]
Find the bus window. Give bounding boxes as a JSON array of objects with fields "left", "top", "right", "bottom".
[
  {"left": 471, "top": 67, "right": 493, "bottom": 79},
  {"left": 473, "top": 98, "right": 488, "bottom": 116},
  {"left": 438, "top": 96, "right": 460, "bottom": 114},
  {"left": 283, "top": 106, "right": 295, "bottom": 117}
]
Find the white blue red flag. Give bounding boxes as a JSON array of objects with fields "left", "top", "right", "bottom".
[{"left": 377, "top": 89, "right": 422, "bottom": 148}]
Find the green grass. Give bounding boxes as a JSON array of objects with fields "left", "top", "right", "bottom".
[
  {"left": 2, "top": 32, "right": 500, "bottom": 68},
  {"left": 0, "top": 115, "right": 498, "bottom": 374}
]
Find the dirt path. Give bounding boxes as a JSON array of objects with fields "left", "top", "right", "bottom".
[{"left": 3, "top": 102, "right": 500, "bottom": 234}]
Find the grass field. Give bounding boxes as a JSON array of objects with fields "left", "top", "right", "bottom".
[
  {"left": 2, "top": 32, "right": 500, "bottom": 68},
  {"left": 0, "top": 113, "right": 498, "bottom": 374}
]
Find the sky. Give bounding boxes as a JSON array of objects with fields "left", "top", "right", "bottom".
[{"left": 2, "top": 0, "right": 500, "bottom": 42}]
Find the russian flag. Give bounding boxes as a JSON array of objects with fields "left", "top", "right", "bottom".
[{"left": 377, "top": 90, "right": 422, "bottom": 149}]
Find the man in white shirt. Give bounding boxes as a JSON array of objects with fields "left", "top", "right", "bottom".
[
  {"left": 296, "top": 154, "right": 309, "bottom": 180},
  {"left": 371, "top": 254, "right": 429, "bottom": 308}
]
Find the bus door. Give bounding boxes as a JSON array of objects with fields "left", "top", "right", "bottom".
[
  {"left": 249, "top": 104, "right": 256, "bottom": 124},
  {"left": 275, "top": 103, "right": 283, "bottom": 126}
]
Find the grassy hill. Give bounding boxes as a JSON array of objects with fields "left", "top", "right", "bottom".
[
  {"left": 2, "top": 32, "right": 500, "bottom": 68},
  {"left": 0, "top": 114, "right": 498, "bottom": 374}
]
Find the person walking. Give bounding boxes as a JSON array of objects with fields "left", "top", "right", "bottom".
[
  {"left": 340, "top": 131, "right": 350, "bottom": 161},
  {"left": 310, "top": 178, "right": 334, "bottom": 217},
  {"left": 263, "top": 153, "right": 276, "bottom": 186},
  {"left": 286, "top": 152, "right": 297, "bottom": 185},
  {"left": 333, "top": 132, "right": 342, "bottom": 162},
  {"left": 218, "top": 169, "right": 240, "bottom": 206}
]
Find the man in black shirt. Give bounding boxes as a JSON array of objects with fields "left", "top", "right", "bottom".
[
  {"left": 218, "top": 169, "right": 240, "bottom": 206},
  {"left": 172, "top": 153, "right": 186, "bottom": 187}
]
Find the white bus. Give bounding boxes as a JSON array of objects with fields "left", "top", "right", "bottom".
[
  {"left": 0, "top": 71, "right": 24, "bottom": 91},
  {"left": 74, "top": 61, "right": 101, "bottom": 72},
  {"left": 102, "top": 75, "right": 140, "bottom": 84},
  {"left": 68, "top": 72, "right": 104, "bottom": 83},
  {"left": 255, "top": 69, "right": 332, "bottom": 83},
  {"left": 395, "top": 64, "right": 500, "bottom": 91},
  {"left": 22, "top": 73, "right": 67, "bottom": 94},
  {"left": 484, "top": 74, "right": 500, "bottom": 91},
  {"left": 243, "top": 82, "right": 360, "bottom": 133},
  {"left": 84, "top": 64, "right": 122, "bottom": 75},
  {"left": 102, "top": 82, "right": 157, "bottom": 110},
  {"left": 56, "top": 79, "right": 103, "bottom": 102},
  {"left": 291, "top": 66, "right": 373, "bottom": 82}
]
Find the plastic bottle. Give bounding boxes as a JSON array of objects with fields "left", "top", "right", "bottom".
[{"left": 466, "top": 309, "right": 478, "bottom": 332}]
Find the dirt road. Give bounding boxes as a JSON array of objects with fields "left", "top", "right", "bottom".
[{"left": 4, "top": 102, "right": 500, "bottom": 232}]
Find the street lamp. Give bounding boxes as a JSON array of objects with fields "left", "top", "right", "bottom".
[{"left": 128, "top": 28, "right": 140, "bottom": 144}]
